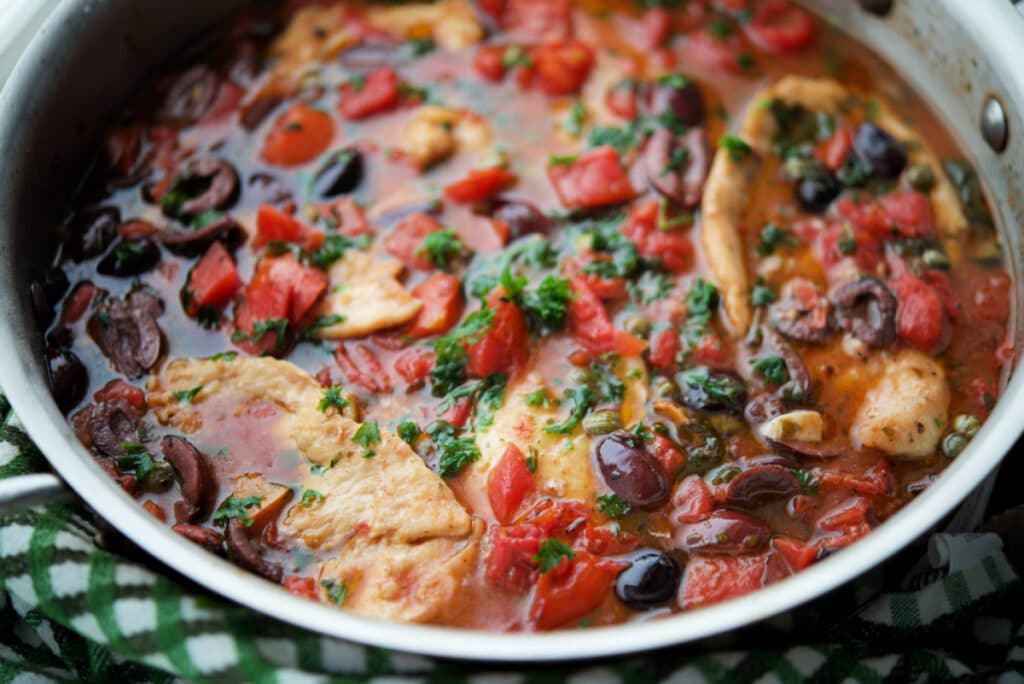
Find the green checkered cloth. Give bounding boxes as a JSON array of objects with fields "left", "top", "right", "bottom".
[{"left": 1, "top": 395, "right": 1022, "bottom": 684}]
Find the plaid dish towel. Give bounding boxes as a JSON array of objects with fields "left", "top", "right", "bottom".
[{"left": 1, "top": 394, "right": 1022, "bottom": 684}]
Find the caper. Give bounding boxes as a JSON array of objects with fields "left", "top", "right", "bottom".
[
  {"left": 650, "top": 376, "right": 678, "bottom": 400},
  {"left": 942, "top": 432, "right": 969, "bottom": 459},
  {"left": 921, "top": 249, "right": 950, "bottom": 270},
  {"left": 952, "top": 414, "right": 981, "bottom": 437},
  {"left": 140, "top": 460, "right": 176, "bottom": 493},
  {"left": 583, "top": 409, "right": 623, "bottom": 436},
  {"left": 783, "top": 155, "right": 824, "bottom": 181},
  {"left": 623, "top": 316, "right": 652, "bottom": 338},
  {"left": 905, "top": 164, "right": 936, "bottom": 193},
  {"left": 569, "top": 367, "right": 597, "bottom": 387},
  {"left": 973, "top": 239, "right": 1002, "bottom": 266}
]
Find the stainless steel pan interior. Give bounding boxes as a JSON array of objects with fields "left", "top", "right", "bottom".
[{"left": 0, "top": 0, "right": 1021, "bottom": 662}]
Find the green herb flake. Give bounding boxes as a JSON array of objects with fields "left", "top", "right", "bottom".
[
  {"left": 428, "top": 420, "right": 482, "bottom": 478},
  {"left": 321, "top": 578, "right": 348, "bottom": 606},
  {"left": 563, "top": 98, "right": 587, "bottom": 138},
  {"left": 719, "top": 133, "right": 752, "bottom": 162},
  {"left": 750, "top": 356, "right": 789, "bottom": 385},
  {"left": 300, "top": 489, "right": 324, "bottom": 507},
  {"left": 756, "top": 223, "right": 798, "bottom": 256},
  {"left": 353, "top": 421, "right": 381, "bottom": 457},
  {"left": 212, "top": 495, "right": 264, "bottom": 528},
  {"left": 544, "top": 385, "right": 595, "bottom": 435},
  {"left": 172, "top": 385, "right": 203, "bottom": 404},
  {"left": 416, "top": 228, "right": 465, "bottom": 271},
  {"left": 317, "top": 386, "right": 351, "bottom": 413},
  {"left": 397, "top": 419, "right": 421, "bottom": 444},
  {"left": 533, "top": 539, "right": 576, "bottom": 574},
  {"left": 595, "top": 494, "right": 631, "bottom": 518}
]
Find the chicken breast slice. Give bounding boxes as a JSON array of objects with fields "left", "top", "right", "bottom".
[
  {"left": 148, "top": 356, "right": 478, "bottom": 623},
  {"left": 367, "top": 0, "right": 484, "bottom": 51},
  {"left": 851, "top": 349, "right": 950, "bottom": 459},
  {"left": 313, "top": 249, "right": 421, "bottom": 339}
]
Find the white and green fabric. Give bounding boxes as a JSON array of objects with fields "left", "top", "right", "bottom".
[{"left": 1, "top": 394, "right": 1022, "bottom": 683}]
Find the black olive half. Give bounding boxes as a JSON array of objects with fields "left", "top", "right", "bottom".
[
  {"left": 852, "top": 121, "right": 907, "bottom": 179},
  {"left": 313, "top": 148, "right": 364, "bottom": 198},
  {"left": 795, "top": 172, "right": 843, "bottom": 213},
  {"left": 615, "top": 550, "right": 681, "bottom": 610}
]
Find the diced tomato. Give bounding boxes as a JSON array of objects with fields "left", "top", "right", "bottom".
[
  {"left": 818, "top": 222, "right": 881, "bottom": 274},
  {"left": 335, "top": 343, "right": 391, "bottom": 393},
  {"left": 529, "top": 40, "right": 595, "bottom": 96},
  {"left": 605, "top": 79, "right": 639, "bottom": 120},
  {"left": 690, "top": 333, "right": 731, "bottom": 369},
  {"left": 889, "top": 274, "right": 945, "bottom": 350},
  {"left": 648, "top": 326, "right": 681, "bottom": 369},
  {"left": 253, "top": 205, "right": 325, "bottom": 252},
  {"left": 921, "top": 271, "right": 960, "bottom": 322},
  {"left": 679, "top": 554, "right": 769, "bottom": 609},
  {"left": 530, "top": 552, "right": 627, "bottom": 630},
  {"left": 671, "top": 474, "right": 712, "bottom": 524},
  {"left": 62, "top": 282, "right": 97, "bottom": 325},
  {"left": 339, "top": 67, "right": 401, "bottom": 120},
  {"left": 772, "top": 537, "right": 818, "bottom": 572},
  {"left": 650, "top": 434, "right": 687, "bottom": 481},
  {"left": 682, "top": 27, "right": 751, "bottom": 75},
  {"left": 969, "top": 377, "right": 997, "bottom": 415},
  {"left": 233, "top": 254, "right": 328, "bottom": 355},
  {"left": 972, "top": 273, "right": 1010, "bottom": 324},
  {"left": 444, "top": 168, "right": 518, "bottom": 203},
  {"left": 642, "top": 8, "right": 673, "bottom": 49},
  {"left": 477, "top": 0, "right": 506, "bottom": 22},
  {"left": 394, "top": 348, "right": 435, "bottom": 385},
  {"left": 742, "top": 0, "right": 815, "bottom": 54},
  {"left": 94, "top": 379, "right": 146, "bottom": 411},
  {"left": 408, "top": 273, "right": 464, "bottom": 338},
  {"left": 143, "top": 500, "right": 166, "bottom": 522},
  {"left": 118, "top": 220, "right": 159, "bottom": 239},
  {"left": 199, "top": 81, "right": 245, "bottom": 125},
  {"left": 282, "top": 576, "right": 320, "bottom": 601},
  {"left": 184, "top": 242, "right": 239, "bottom": 317},
  {"left": 260, "top": 103, "right": 334, "bottom": 167},
  {"left": 563, "top": 254, "right": 628, "bottom": 300},
  {"left": 567, "top": 278, "right": 646, "bottom": 359},
  {"left": 487, "top": 444, "right": 534, "bottom": 523},
  {"left": 836, "top": 191, "right": 934, "bottom": 240},
  {"left": 384, "top": 212, "right": 442, "bottom": 270},
  {"left": 439, "top": 396, "right": 474, "bottom": 428},
  {"left": 817, "top": 496, "right": 871, "bottom": 532},
  {"left": 485, "top": 524, "right": 543, "bottom": 593},
  {"left": 473, "top": 45, "right": 508, "bottom": 81},
  {"left": 467, "top": 287, "right": 530, "bottom": 378},
  {"left": 548, "top": 146, "right": 635, "bottom": 209},
  {"left": 814, "top": 127, "right": 852, "bottom": 171},
  {"left": 505, "top": 0, "right": 573, "bottom": 41},
  {"left": 573, "top": 525, "right": 640, "bottom": 556},
  {"left": 620, "top": 201, "right": 693, "bottom": 272},
  {"left": 310, "top": 197, "right": 372, "bottom": 237},
  {"left": 819, "top": 463, "right": 892, "bottom": 497}
]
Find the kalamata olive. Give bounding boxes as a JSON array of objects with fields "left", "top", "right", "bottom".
[
  {"left": 240, "top": 95, "right": 283, "bottom": 131},
  {"left": 768, "top": 279, "right": 831, "bottom": 345},
  {"left": 46, "top": 347, "right": 88, "bottom": 413},
  {"left": 491, "top": 200, "right": 552, "bottom": 239},
  {"left": 676, "top": 367, "right": 746, "bottom": 413},
  {"left": 760, "top": 327, "right": 813, "bottom": 402},
  {"left": 615, "top": 550, "right": 681, "bottom": 610},
  {"left": 71, "top": 399, "right": 141, "bottom": 458},
  {"left": 139, "top": 460, "right": 176, "bottom": 493},
  {"left": 161, "top": 435, "right": 211, "bottom": 524},
  {"left": 172, "top": 523, "right": 224, "bottom": 551},
  {"left": 248, "top": 173, "right": 294, "bottom": 207},
  {"left": 97, "top": 238, "right": 161, "bottom": 277},
  {"left": 852, "top": 121, "right": 907, "bottom": 179},
  {"left": 650, "top": 75, "right": 705, "bottom": 127},
  {"left": 675, "top": 510, "right": 771, "bottom": 554},
  {"left": 313, "top": 148, "right": 364, "bottom": 198},
  {"left": 159, "top": 65, "right": 219, "bottom": 124},
  {"left": 724, "top": 464, "right": 801, "bottom": 506},
  {"left": 39, "top": 267, "right": 70, "bottom": 308},
  {"left": 830, "top": 277, "right": 897, "bottom": 348},
  {"left": 795, "top": 172, "right": 842, "bottom": 213},
  {"left": 594, "top": 431, "right": 670, "bottom": 509},
  {"left": 225, "top": 518, "right": 283, "bottom": 582},
  {"left": 88, "top": 290, "right": 163, "bottom": 378},
  {"left": 645, "top": 127, "right": 711, "bottom": 210},
  {"left": 65, "top": 207, "right": 120, "bottom": 262},
  {"left": 164, "top": 158, "right": 240, "bottom": 219},
  {"left": 161, "top": 216, "right": 246, "bottom": 257},
  {"left": 744, "top": 393, "right": 787, "bottom": 425}
]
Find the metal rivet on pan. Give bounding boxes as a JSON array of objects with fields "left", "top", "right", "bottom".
[
  {"left": 981, "top": 96, "right": 1009, "bottom": 153},
  {"left": 859, "top": 0, "right": 893, "bottom": 16}
]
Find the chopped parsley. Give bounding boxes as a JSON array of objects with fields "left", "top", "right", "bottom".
[
  {"left": 116, "top": 443, "right": 154, "bottom": 479},
  {"left": 563, "top": 98, "right": 587, "bottom": 137},
  {"left": 756, "top": 223, "right": 798, "bottom": 256},
  {"left": 212, "top": 495, "right": 264, "bottom": 528},
  {"left": 406, "top": 37, "right": 435, "bottom": 57},
  {"left": 397, "top": 419, "right": 421, "bottom": 444},
  {"left": 501, "top": 44, "right": 533, "bottom": 69},
  {"left": 299, "top": 489, "right": 324, "bottom": 507},
  {"left": 209, "top": 351, "right": 238, "bottom": 362},
  {"left": 587, "top": 119, "right": 645, "bottom": 157},
  {"left": 719, "top": 133, "right": 752, "bottom": 161},
  {"left": 438, "top": 373, "right": 507, "bottom": 429},
  {"left": 548, "top": 153, "right": 579, "bottom": 166},
  {"left": 317, "top": 386, "right": 350, "bottom": 413},
  {"left": 678, "top": 366, "right": 745, "bottom": 411},
  {"left": 231, "top": 318, "right": 289, "bottom": 350},
  {"left": 533, "top": 539, "right": 576, "bottom": 574},
  {"left": 310, "top": 233, "right": 371, "bottom": 268},
  {"left": 430, "top": 309, "right": 496, "bottom": 396},
  {"left": 628, "top": 270, "right": 672, "bottom": 305},
  {"left": 686, "top": 278, "right": 720, "bottom": 333},
  {"left": 524, "top": 389, "right": 554, "bottom": 409},
  {"left": 750, "top": 356, "right": 789, "bottom": 385},
  {"left": 837, "top": 224, "right": 857, "bottom": 255},
  {"left": 751, "top": 282, "right": 777, "bottom": 306},
  {"left": 353, "top": 421, "right": 381, "bottom": 457},
  {"left": 321, "top": 578, "right": 348, "bottom": 606},
  {"left": 416, "top": 228, "right": 465, "bottom": 271},
  {"left": 595, "top": 494, "right": 631, "bottom": 517},
  {"left": 500, "top": 269, "right": 573, "bottom": 336},
  {"left": 172, "top": 385, "right": 203, "bottom": 404},
  {"left": 428, "top": 421, "right": 482, "bottom": 478},
  {"left": 544, "top": 385, "right": 595, "bottom": 435},
  {"left": 525, "top": 447, "right": 539, "bottom": 473}
]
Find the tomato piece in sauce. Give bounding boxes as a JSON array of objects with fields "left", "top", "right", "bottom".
[
  {"left": 260, "top": 103, "right": 334, "bottom": 167},
  {"left": 339, "top": 67, "right": 401, "bottom": 121},
  {"left": 648, "top": 326, "right": 681, "bottom": 370},
  {"left": 504, "top": 0, "right": 574, "bottom": 41},
  {"left": 487, "top": 444, "right": 534, "bottom": 524},
  {"left": 642, "top": 8, "right": 673, "bottom": 49},
  {"left": 283, "top": 576, "right": 320, "bottom": 601},
  {"left": 548, "top": 146, "right": 635, "bottom": 209},
  {"left": 408, "top": 273, "right": 464, "bottom": 338},
  {"left": 466, "top": 287, "right": 530, "bottom": 378},
  {"left": 620, "top": 201, "right": 693, "bottom": 272},
  {"left": 310, "top": 197, "right": 371, "bottom": 237},
  {"left": 890, "top": 274, "right": 945, "bottom": 351},
  {"left": 679, "top": 554, "right": 770, "bottom": 609},
  {"left": 394, "top": 347, "right": 435, "bottom": 385},
  {"left": 562, "top": 254, "right": 628, "bottom": 301},
  {"left": 233, "top": 254, "right": 328, "bottom": 355},
  {"left": 384, "top": 212, "right": 443, "bottom": 271},
  {"left": 486, "top": 524, "right": 543, "bottom": 593},
  {"left": 814, "top": 126, "right": 853, "bottom": 171},
  {"left": 529, "top": 551, "right": 625, "bottom": 630},
  {"left": 742, "top": 0, "right": 816, "bottom": 55},
  {"left": 253, "top": 205, "right": 325, "bottom": 252},
  {"left": 605, "top": 79, "right": 640, "bottom": 120},
  {"left": 183, "top": 242, "right": 239, "bottom": 317},
  {"left": 336, "top": 343, "right": 391, "bottom": 393},
  {"left": 444, "top": 168, "right": 518, "bottom": 204},
  {"left": 670, "top": 474, "right": 713, "bottom": 524},
  {"left": 528, "top": 39, "right": 595, "bottom": 96},
  {"left": 567, "top": 277, "right": 646, "bottom": 358},
  {"left": 682, "top": 26, "right": 752, "bottom": 75},
  {"left": 473, "top": 45, "right": 508, "bottom": 82}
]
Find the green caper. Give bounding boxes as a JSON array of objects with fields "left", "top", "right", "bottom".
[
  {"left": 569, "top": 367, "right": 596, "bottom": 387},
  {"left": 582, "top": 409, "right": 623, "bottom": 436},
  {"left": 941, "top": 432, "right": 969, "bottom": 459},
  {"left": 973, "top": 239, "right": 1002, "bottom": 266},
  {"left": 623, "top": 315, "right": 652, "bottom": 338},
  {"left": 922, "top": 249, "right": 950, "bottom": 270},
  {"left": 650, "top": 376, "right": 678, "bottom": 400},
  {"left": 140, "top": 460, "right": 176, "bottom": 493},
  {"left": 952, "top": 414, "right": 981, "bottom": 437},
  {"left": 905, "top": 164, "right": 936, "bottom": 193},
  {"left": 783, "top": 155, "right": 824, "bottom": 181}
]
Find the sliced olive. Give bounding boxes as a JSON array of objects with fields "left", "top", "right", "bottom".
[
  {"left": 491, "top": 201, "right": 552, "bottom": 239},
  {"left": 46, "top": 347, "right": 88, "bottom": 414},
  {"left": 65, "top": 207, "right": 120, "bottom": 262},
  {"left": 313, "top": 148, "right": 364, "bottom": 198},
  {"left": 830, "top": 277, "right": 897, "bottom": 348},
  {"left": 676, "top": 367, "right": 746, "bottom": 413},
  {"left": 97, "top": 238, "right": 161, "bottom": 277},
  {"left": 163, "top": 158, "right": 240, "bottom": 220},
  {"left": 795, "top": 172, "right": 842, "bottom": 213},
  {"left": 675, "top": 510, "right": 771, "bottom": 554},
  {"left": 594, "top": 431, "right": 670, "bottom": 509},
  {"left": 650, "top": 76, "right": 705, "bottom": 127},
  {"left": 853, "top": 121, "right": 907, "bottom": 179},
  {"left": 615, "top": 550, "right": 681, "bottom": 610},
  {"left": 724, "top": 464, "right": 801, "bottom": 506}
]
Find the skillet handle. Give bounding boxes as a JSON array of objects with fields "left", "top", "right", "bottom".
[{"left": 0, "top": 472, "right": 74, "bottom": 515}]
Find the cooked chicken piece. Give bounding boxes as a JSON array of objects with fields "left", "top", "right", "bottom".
[
  {"left": 759, "top": 410, "right": 823, "bottom": 443},
  {"left": 402, "top": 106, "right": 491, "bottom": 169},
  {"left": 260, "top": 6, "right": 356, "bottom": 95},
  {"left": 851, "top": 350, "right": 949, "bottom": 458},
  {"left": 313, "top": 250, "right": 421, "bottom": 339},
  {"left": 148, "top": 357, "right": 479, "bottom": 622},
  {"left": 367, "top": 0, "right": 484, "bottom": 51}
]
